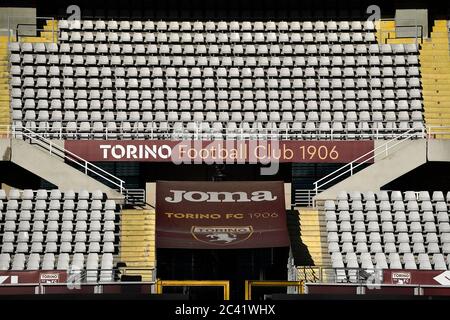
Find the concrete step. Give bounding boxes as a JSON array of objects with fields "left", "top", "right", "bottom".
[
  {"left": 121, "top": 228, "right": 155, "bottom": 233},
  {"left": 423, "top": 95, "right": 449, "bottom": 102},
  {"left": 298, "top": 235, "right": 323, "bottom": 242},
  {"left": 120, "top": 209, "right": 156, "bottom": 274},
  {"left": 121, "top": 235, "right": 154, "bottom": 241},
  {"left": 422, "top": 73, "right": 450, "bottom": 80},
  {"left": 122, "top": 269, "right": 154, "bottom": 279},
  {"left": 422, "top": 83, "right": 450, "bottom": 89},
  {"left": 429, "top": 35, "right": 448, "bottom": 42},
  {"left": 121, "top": 244, "right": 155, "bottom": 249},
  {"left": 421, "top": 43, "right": 448, "bottom": 49},
  {"left": 120, "top": 254, "right": 156, "bottom": 260},
  {"left": 420, "top": 60, "right": 450, "bottom": 65},
  {"left": 385, "top": 38, "right": 419, "bottom": 45},
  {"left": 300, "top": 220, "right": 322, "bottom": 227},
  {"left": 120, "top": 248, "right": 156, "bottom": 255},
  {"left": 122, "top": 261, "right": 155, "bottom": 268},
  {"left": 422, "top": 90, "right": 450, "bottom": 96},
  {"left": 421, "top": 79, "right": 450, "bottom": 85},
  {"left": 425, "top": 108, "right": 450, "bottom": 114},
  {"left": 424, "top": 118, "right": 450, "bottom": 125},
  {"left": 421, "top": 67, "right": 450, "bottom": 74}
]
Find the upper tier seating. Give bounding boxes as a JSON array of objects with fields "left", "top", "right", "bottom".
[
  {"left": 9, "top": 20, "right": 424, "bottom": 140},
  {"left": 325, "top": 190, "right": 450, "bottom": 282},
  {"left": 0, "top": 189, "right": 118, "bottom": 282}
]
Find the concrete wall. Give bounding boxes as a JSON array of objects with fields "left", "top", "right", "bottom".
[
  {"left": 0, "top": 7, "right": 36, "bottom": 37},
  {"left": 284, "top": 182, "right": 291, "bottom": 209},
  {"left": 316, "top": 139, "right": 427, "bottom": 200},
  {"left": 10, "top": 139, "right": 123, "bottom": 200},
  {"left": 146, "top": 182, "right": 156, "bottom": 207},
  {"left": 373, "top": 138, "right": 425, "bottom": 162},
  {"left": 0, "top": 138, "right": 11, "bottom": 161},
  {"left": 395, "top": 9, "right": 428, "bottom": 38},
  {"left": 427, "top": 140, "right": 450, "bottom": 162}
]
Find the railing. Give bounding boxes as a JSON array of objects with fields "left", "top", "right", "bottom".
[
  {"left": 13, "top": 123, "right": 426, "bottom": 141},
  {"left": 379, "top": 24, "right": 424, "bottom": 45},
  {"left": 8, "top": 16, "right": 57, "bottom": 42},
  {"left": 155, "top": 280, "right": 230, "bottom": 300},
  {"left": 296, "top": 266, "right": 321, "bottom": 283},
  {"left": 297, "top": 266, "right": 384, "bottom": 284},
  {"left": 1, "top": 124, "right": 126, "bottom": 196},
  {"left": 123, "top": 189, "right": 146, "bottom": 205},
  {"left": 15, "top": 25, "right": 57, "bottom": 43},
  {"left": 293, "top": 189, "right": 324, "bottom": 207},
  {"left": 244, "top": 280, "right": 304, "bottom": 300},
  {"left": 21, "top": 126, "right": 125, "bottom": 194},
  {"left": 313, "top": 128, "right": 423, "bottom": 196}
]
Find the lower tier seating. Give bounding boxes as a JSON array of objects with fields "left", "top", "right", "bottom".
[
  {"left": 0, "top": 189, "right": 120, "bottom": 282},
  {"left": 324, "top": 190, "right": 450, "bottom": 281}
]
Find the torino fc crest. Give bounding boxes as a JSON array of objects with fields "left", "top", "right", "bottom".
[{"left": 191, "top": 226, "right": 253, "bottom": 245}]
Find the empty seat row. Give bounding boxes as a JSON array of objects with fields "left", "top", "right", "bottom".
[
  {"left": 11, "top": 78, "right": 422, "bottom": 94},
  {"left": 13, "top": 46, "right": 419, "bottom": 59},
  {"left": 11, "top": 62, "right": 419, "bottom": 79},
  {"left": 0, "top": 189, "right": 104, "bottom": 200},
  {"left": 334, "top": 190, "right": 445, "bottom": 202},
  {"left": 326, "top": 190, "right": 450, "bottom": 271},
  {"left": 0, "top": 189, "right": 120, "bottom": 270},
  {"left": 14, "top": 110, "right": 424, "bottom": 123},
  {"left": 57, "top": 20, "right": 376, "bottom": 32},
  {"left": 331, "top": 251, "right": 449, "bottom": 272},
  {"left": 0, "top": 252, "right": 113, "bottom": 276},
  {"left": 60, "top": 31, "right": 377, "bottom": 44}
]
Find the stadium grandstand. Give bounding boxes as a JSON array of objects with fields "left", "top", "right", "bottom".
[{"left": 1, "top": 0, "right": 450, "bottom": 301}]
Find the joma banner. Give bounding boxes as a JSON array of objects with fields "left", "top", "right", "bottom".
[
  {"left": 65, "top": 140, "right": 374, "bottom": 163},
  {"left": 155, "top": 181, "right": 290, "bottom": 249}
]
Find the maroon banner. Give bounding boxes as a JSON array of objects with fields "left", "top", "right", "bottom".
[
  {"left": 65, "top": 140, "right": 374, "bottom": 163},
  {"left": 383, "top": 269, "right": 450, "bottom": 285},
  {"left": 0, "top": 270, "right": 67, "bottom": 284},
  {"left": 156, "top": 181, "right": 290, "bottom": 249}
]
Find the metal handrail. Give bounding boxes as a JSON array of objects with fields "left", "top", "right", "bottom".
[
  {"left": 293, "top": 189, "right": 324, "bottom": 207},
  {"left": 10, "top": 125, "right": 125, "bottom": 194},
  {"left": 14, "top": 124, "right": 426, "bottom": 141},
  {"left": 10, "top": 17, "right": 57, "bottom": 43},
  {"left": 313, "top": 128, "right": 423, "bottom": 194},
  {"left": 379, "top": 25, "right": 424, "bottom": 44},
  {"left": 123, "top": 189, "right": 146, "bottom": 205}
]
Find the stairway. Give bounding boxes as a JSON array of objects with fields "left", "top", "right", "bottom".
[
  {"left": 420, "top": 20, "right": 450, "bottom": 138},
  {"left": 315, "top": 139, "right": 427, "bottom": 201},
  {"left": 0, "top": 36, "right": 10, "bottom": 128},
  {"left": 297, "top": 208, "right": 328, "bottom": 267},
  {"left": 375, "top": 20, "right": 420, "bottom": 45},
  {"left": 294, "top": 206, "right": 332, "bottom": 283},
  {"left": 42, "top": 19, "right": 58, "bottom": 42},
  {"left": 119, "top": 209, "right": 156, "bottom": 282},
  {"left": 19, "top": 19, "right": 58, "bottom": 43},
  {"left": 8, "top": 138, "right": 123, "bottom": 199}
]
